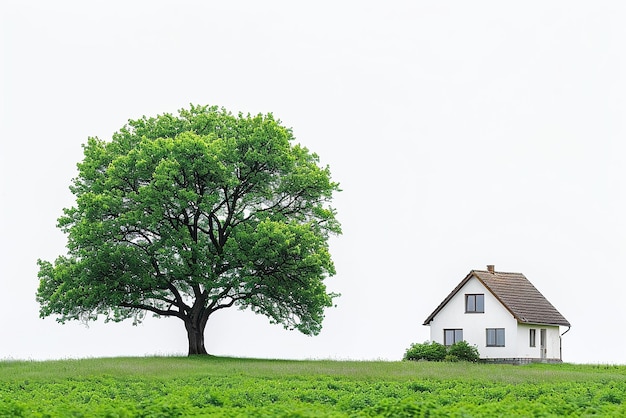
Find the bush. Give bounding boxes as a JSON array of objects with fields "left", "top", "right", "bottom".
[
  {"left": 403, "top": 340, "right": 480, "bottom": 362},
  {"left": 448, "top": 341, "right": 480, "bottom": 362},
  {"left": 403, "top": 341, "right": 447, "bottom": 362}
]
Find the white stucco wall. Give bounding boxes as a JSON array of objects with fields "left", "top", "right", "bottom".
[
  {"left": 515, "top": 324, "right": 562, "bottom": 360},
  {"left": 427, "top": 276, "right": 563, "bottom": 360}
]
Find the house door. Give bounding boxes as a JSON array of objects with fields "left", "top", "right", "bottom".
[{"left": 540, "top": 329, "right": 547, "bottom": 360}]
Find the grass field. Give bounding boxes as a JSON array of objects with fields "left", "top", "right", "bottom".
[{"left": 1, "top": 357, "right": 625, "bottom": 417}]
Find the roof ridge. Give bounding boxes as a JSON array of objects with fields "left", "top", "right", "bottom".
[{"left": 473, "top": 269, "right": 524, "bottom": 276}]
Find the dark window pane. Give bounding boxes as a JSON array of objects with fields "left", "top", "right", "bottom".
[
  {"left": 445, "top": 329, "right": 463, "bottom": 346},
  {"left": 486, "top": 328, "right": 505, "bottom": 346},
  {"left": 476, "top": 294, "right": 484, "bottom": 312},
  {"left": 466, "top": 294, "right": 484, "bottom": 313},
  {"left": 496, "top": 329, "right": 505, "bottom": 346},
  {"left": 466, "top": 295, "right": 475, "bottom": 312}
]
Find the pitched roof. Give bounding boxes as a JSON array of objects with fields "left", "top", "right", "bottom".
[{"left": 423, "top": 268, "right": 571, "bottom": 327}]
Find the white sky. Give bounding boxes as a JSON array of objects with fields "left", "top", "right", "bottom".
[{"left": 1, "top": 1, "right": 624, "bottom": 364}]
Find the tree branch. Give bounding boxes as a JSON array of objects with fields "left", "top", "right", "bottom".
[{"left": 119, "top": 301, "right": 185, "bottom": 320}]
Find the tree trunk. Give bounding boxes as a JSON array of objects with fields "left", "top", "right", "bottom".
[{"left": 185, "top": 319, "right": 208, "bottom": 355}]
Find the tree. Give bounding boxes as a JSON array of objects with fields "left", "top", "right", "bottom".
[{"left": 37, "top": 105, "right": 341, "bottom": 355}]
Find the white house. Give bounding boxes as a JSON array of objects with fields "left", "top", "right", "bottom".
[{"left": 423, "top": 265, "right": 571, "bottom": 363}]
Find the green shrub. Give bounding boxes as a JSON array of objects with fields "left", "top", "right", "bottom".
[
  {"left": 448, "top": 341, "right": 480, "bottom": 362},
  {"left": 403, "top": 341, "right": 447, "bottom": 362},
  {"left": 404, "top": 340, "right": 480, "bottom": 362}
]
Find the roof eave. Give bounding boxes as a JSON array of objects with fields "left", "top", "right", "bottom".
[{"left": 517, "top": 319, "right": 572, "bottom": 327}]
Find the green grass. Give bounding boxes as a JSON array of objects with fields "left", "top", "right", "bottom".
[{"left": 1, "top": 357, "right": 625, "bottom": 417}]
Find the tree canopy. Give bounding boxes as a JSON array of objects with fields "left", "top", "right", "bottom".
[{"left": 37, "top": 105, "right": 341, "bottom": 355}]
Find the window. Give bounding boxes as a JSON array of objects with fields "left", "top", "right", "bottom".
[
  {"left": 465, "top": 294, "right": 484, "bottom": 313},
  {"left": 529, "top": 329, "right": 536, "bottom": 347},
  {"left": 444, "top": 329, "right": 463, "bottom": 346},
  {"left": 486, "top": 328, "right": 505, "bottom": 347}
]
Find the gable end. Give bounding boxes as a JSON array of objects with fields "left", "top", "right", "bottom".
[{"left": 423, "top": 268, "right": 570, "bottom": 327}]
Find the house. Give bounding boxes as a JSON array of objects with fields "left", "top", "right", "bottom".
[{"left": 423, "top": 265, "right": 571, "bottom": 364}]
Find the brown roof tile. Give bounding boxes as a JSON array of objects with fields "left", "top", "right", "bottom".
[{"left": 423, "top": 269, "right": 571, "bottom": 327}]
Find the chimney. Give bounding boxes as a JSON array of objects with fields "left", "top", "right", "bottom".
[{"left": 487, "top": 265, "right": 495, "bottom": 274}]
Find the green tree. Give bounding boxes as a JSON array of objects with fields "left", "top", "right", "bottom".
[{"left": 37, "top": 105, "right": 341, "bottom": 355}]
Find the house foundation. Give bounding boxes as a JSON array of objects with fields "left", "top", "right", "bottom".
[{"left": 480, "top": 358, "right": 564, "bottom": 365}]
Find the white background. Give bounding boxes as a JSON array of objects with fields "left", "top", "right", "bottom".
[{"left": 1, "top": 1, "right": 624, "bottom": 364}]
